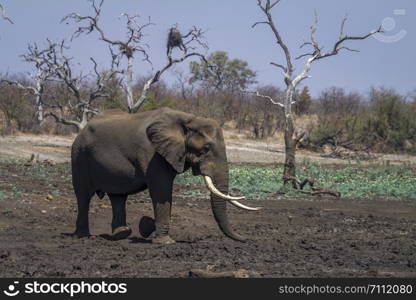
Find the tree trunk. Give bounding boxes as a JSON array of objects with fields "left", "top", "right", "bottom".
[
  {"left": 283, "top": 115, "right": 296, "bottom": 185},
  {"left": 126, "top": 54, "right": 134, "bottom": 112},
  {"left": 35, "top": 77, "right": 43, "bottom": 123},
  {"left": 283, "top": 86, "right": 296, "bottom": 186}
]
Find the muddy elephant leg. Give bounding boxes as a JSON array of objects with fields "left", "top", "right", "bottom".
[
  {"left": 148, "top": 186, "right": 175, "bottom": 244},
  {"left": 146, "top": 154, "right": 176, "bottom": 244},
  {"left": 74, "top": 191, "right": 94, "bottom": 237},
  {"left": 108, "top": 194, "right": 132, "bottom": 240}
]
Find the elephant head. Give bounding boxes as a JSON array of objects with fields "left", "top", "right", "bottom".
[{"left": 146, "top": 108, "right": 261, "bottom": 242}]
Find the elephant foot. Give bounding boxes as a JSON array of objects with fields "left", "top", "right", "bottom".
[
  {"left": 139, "top": 216, "right": 156, "bottom": 238},
  {"left": 151, "top": 235, "right": 176, "bottom": 245},
  {"left": 109, "top": 226, "right": 132, "bottom": 241},
  {"left": 63, "top": 229, "right": 91, "bottom": 238},
  {"left": 139, "top": 216, "right": 174, "bottom": 244}
]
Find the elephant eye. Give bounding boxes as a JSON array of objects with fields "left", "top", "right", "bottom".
[{"left": 201, "top": 143, "right": 211, "bottom": 154}]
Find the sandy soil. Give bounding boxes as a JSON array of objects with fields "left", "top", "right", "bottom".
[
  {"left": 1, "top": 133, "right": 415, "bottom": 165},
  {"left": 0, "top": 161, "right": 415, "bottom": 278}
]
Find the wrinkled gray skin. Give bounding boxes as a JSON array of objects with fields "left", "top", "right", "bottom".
[{"left": 71, "top": 107, "right": 246, "bottom": 243}]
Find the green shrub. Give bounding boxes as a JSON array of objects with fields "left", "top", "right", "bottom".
[
  {"left": 308, "top": 87, "right": 416, "bottom": 153},
  {"left": 176, "top": 162, "right": 416, "bottom": 200}
]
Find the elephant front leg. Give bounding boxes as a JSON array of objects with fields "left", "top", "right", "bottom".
[
  {"left": 144, "top": 154, "right": 176, "bottom": 244},
  {"left": 147, "top": 188, "right": 175, "bottom": 244},
  {"left": 108, "top": 194, "right": 132, "bottom": 240}
]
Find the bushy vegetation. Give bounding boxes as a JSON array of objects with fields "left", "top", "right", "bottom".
[
  {"left": 176, "top": 161, "right": 416, "bottom": 200},
  {"left": 1, "top": 158, "right": 415, "bottom": 200},
  {"left": 1, "top": 50, "right": 415, "bottom": 154},
  {"left": 306, "top": 87, "right": 416, "bottom": 154}
]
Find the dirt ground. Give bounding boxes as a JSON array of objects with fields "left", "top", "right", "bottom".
[
  {"left": 1, "top": 133, "right": 416, "bottom": 165},
  {"left": 1, "top": 161, "right": 415, "bottom": 278}
]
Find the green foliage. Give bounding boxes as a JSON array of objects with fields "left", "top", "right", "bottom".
[
  {"left": 309, "top": 87, "right": 416, "bottom": 153},
  {"left": 1, "top": 159, "right": 414, "bottom": 201},
  {"left": 189, "top": 51, "right": 257, "bottom": 92},
  {"left": 297, "top": 160, "right": 416, "bottom": 199},
  {"left": 176, "top": 162, "right": 416, "bottom": 200},
  {"left": 0, "top": 191, "right": 7, "bottom": 199},
  {"left": 10, "top": 186, "right": 23, "bottom": 198},
  {"left": 367, "top": 88, "right": 416, "bottom": 152}
]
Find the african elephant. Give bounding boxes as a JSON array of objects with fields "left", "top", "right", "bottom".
[{"left": 70, "top": 107, "right": 260, "bottom": 244}]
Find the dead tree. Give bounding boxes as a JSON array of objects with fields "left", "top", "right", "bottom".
[
  {"left": 62, "top": 0, "right": 154, "bottom": 114},
  {"left": 40, "top": 39, "right": 120, "bottom": 130},
  {"left": 1, "top": 43, "right": 54, "bottom": 122},
  {"left": 252, "top": 0, "right": 382, "bottom": 190},
  {"left": 63, "top": 0, "right": 208, "bottom": 113}
]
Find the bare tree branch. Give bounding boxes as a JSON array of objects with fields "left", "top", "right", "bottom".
[
  {"left": 297, "top": 12, "right": 383, "bottom": 62},
  {"left": 243, "top": 89, "right": 284, "bottom": 108},
  {"left": 292, "top": 12, "right": 382, "bottom": 89},
  {"left": 269, "top": 0, "right": 282, "bottom": 9},
  {"left": 130, "top": 52, "right": 209, "bottom": 113},
  {"left": 318, "top": 27, "right": 382, "bottom": 60},
  {"left": 339, "top": 13, "right": 348, "bottom": 40},
  {"left": 292, "top": 55, "right": 317, "bottom": 87},
  {"left": 180, "top": 26, "right": 208, "bottom": 52},
  {"left": 253, "top": 0, "right": 293, "bottom": 78},
  {"left": 64, "top": 0, "right": 208, "bottom": 113},
  {"left": 63, "top": 0, "right": 156, "bottom": 112},
  {"left": 0, "top": 3, "right": 13, "bottom": 24},
  {"left": 63, "top": 1, "right": 154, "bottom": 63},
  {"left": 284, "top": 176, "right": 341, "bottom": 197},
  {"left": 89, "top": 57, "right": 123, "bottom": 102},
  {"left": 270, "top": 62, "right": 287, "bottom": 73},
  {"left": 37, "top": 39, "right": 119, "bottom": 129},
  {"left": 0, "top": 79, "right": 36, "bottom": 94},
  {"left": 44, "top": 111, "right": 83, "bottom": 129}
]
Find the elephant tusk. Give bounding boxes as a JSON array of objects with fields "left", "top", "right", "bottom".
[
  {"left": 203, "top": 176, "right": 244, "bottom": 201},
  {"left": 228, "top": 199, "right": 263, "bottom": 211},
  {"left": 203, "top": 176, "right": 262, "bottom": 211}
]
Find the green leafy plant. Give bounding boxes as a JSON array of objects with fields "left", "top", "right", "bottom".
[{"left": 176, "top": 162, "right": 416, "bottom": 200}]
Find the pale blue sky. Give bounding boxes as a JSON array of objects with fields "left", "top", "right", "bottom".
[{"left": 1, "top": 0, "right": 415, "bottom": 96}]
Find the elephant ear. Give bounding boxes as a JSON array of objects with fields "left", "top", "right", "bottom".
[{"left": 146, "top": 109, "right": 193, "bottom": 173}]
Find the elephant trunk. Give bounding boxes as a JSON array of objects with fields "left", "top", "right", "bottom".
[{"left": 210, "top": 168, "right": 246, "bottom": 242}]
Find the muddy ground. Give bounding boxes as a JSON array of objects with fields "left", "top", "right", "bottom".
[{"left": 0, "top": 161, "right": 415, "bottom": 278}]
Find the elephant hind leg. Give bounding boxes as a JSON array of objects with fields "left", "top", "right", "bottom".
[
  {"left": 74, "top": 190, "right": 94, "bottom": 237},
  {"left": 72, "top": 144, "right": 95, "bottom": 237}
]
